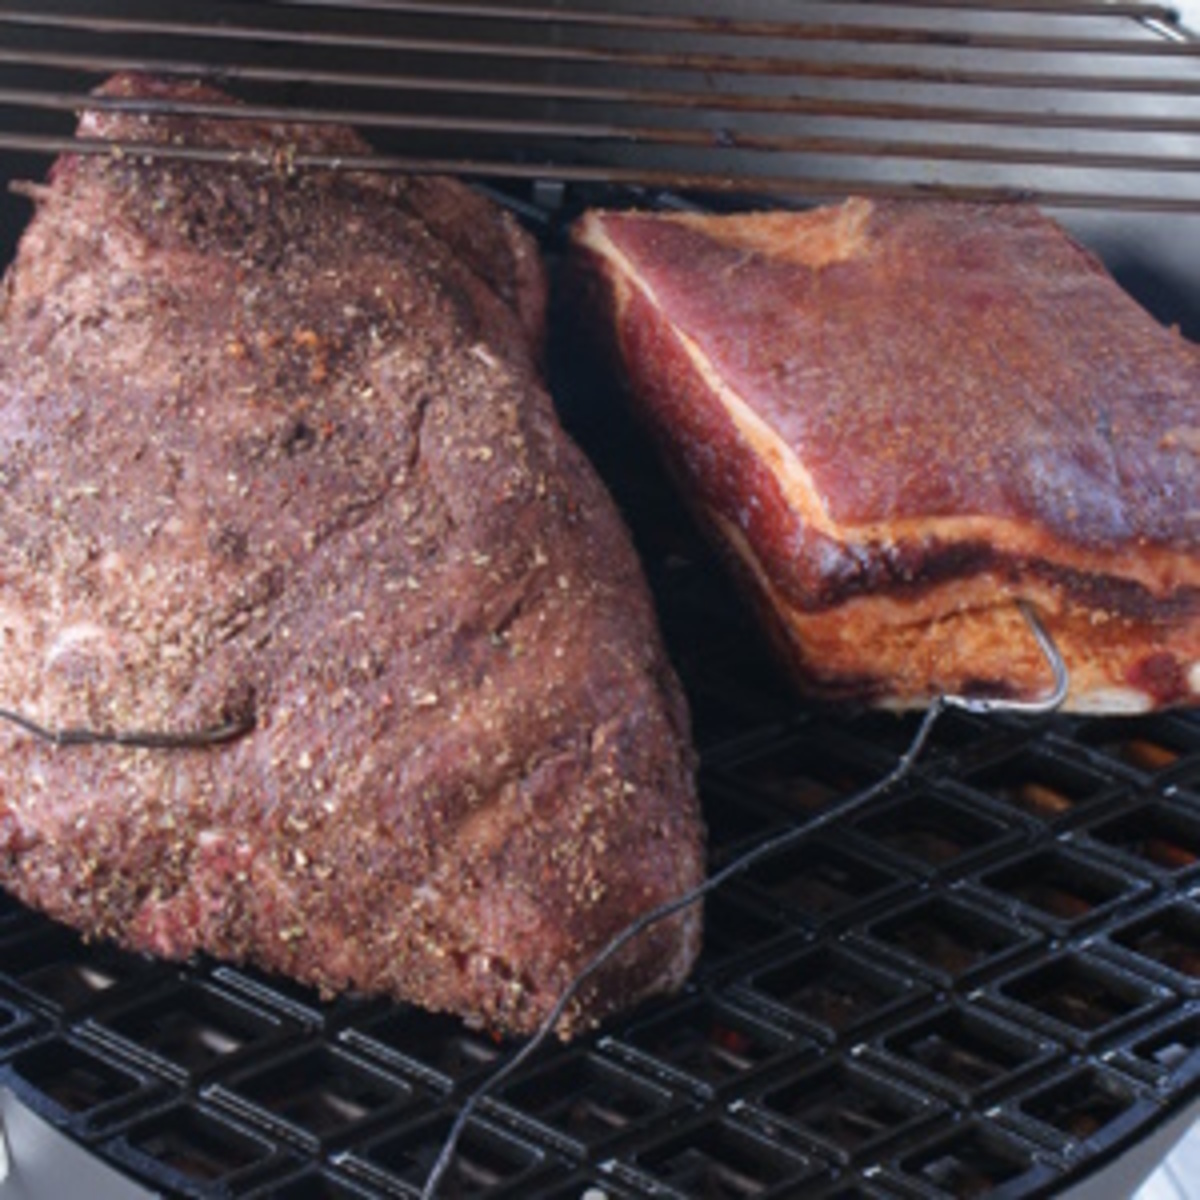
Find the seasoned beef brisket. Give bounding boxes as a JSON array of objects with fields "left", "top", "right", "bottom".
[{"left": 0, "top": 75, "right": 704, "bottom": 1038}]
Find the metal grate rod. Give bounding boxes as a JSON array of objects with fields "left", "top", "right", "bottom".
[
  {"left": 1, "top": 129, "right": 1197, "bottom": 214},
  {"left": 3, "top": 45, "right": 1200, "bottom": 99},
  {"left": 2, "top": 87, "right": 1195, "bottom": 178},
  {"left": 26, "top": 79, "right": 1197, "bottom": 134},
  {"left": 271, "top": 0, "right": 1183, "bottom": 22},
  {"left": 2, "top": 8, "right": 1200, "bottom": 66}
]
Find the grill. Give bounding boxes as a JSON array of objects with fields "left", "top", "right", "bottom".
[{"left": 1, "top": 2, "right": 1199, "bottom": 1197}]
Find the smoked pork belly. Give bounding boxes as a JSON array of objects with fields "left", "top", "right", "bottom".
[{"left": 572, "top": 198, "right": 1199, "bottom": 711}]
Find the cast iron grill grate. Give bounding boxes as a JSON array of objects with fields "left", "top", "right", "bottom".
[{"left": 0, "top": 1, "right": 1199, "bottom": 1197}]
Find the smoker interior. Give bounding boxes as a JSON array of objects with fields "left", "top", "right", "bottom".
[{"left": 1, "top": 2, "right": 1200, "bottom": 1197}]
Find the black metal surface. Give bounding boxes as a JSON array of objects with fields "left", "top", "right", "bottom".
[{"left": 1, "top": 2, "right": 1200, "bottom": 1197}]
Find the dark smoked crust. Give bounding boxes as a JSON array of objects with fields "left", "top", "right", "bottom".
[
  {"left": 0, "top": 76, "right": 703, "bottom": 1038},
  {"left": 570, "top": 202, "right": 1199, "bottom": 709},
  {"left": 594, "top": 273, "right": 1199, "bottom": 624},
  {"left": 588, "top": 202, "right": 1199, "bottom": 554}
]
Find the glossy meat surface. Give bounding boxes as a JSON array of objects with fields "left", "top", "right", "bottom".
[
  {"left": 573, "top": 198, "right": 1199, "bottom": 710},
  {"left": 588, "top": 200, "right": 1197, "bottom": 548}
]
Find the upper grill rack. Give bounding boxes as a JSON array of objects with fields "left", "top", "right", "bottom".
[{"left": 0, "top": 0, "right": 1198, "bottom": 211}]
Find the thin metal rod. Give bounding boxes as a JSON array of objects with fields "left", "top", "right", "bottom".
[
  {"left": 13, "top": 79, "right": 1200, "bottom": 137},
  {"left": 0, "top": 705, "right": 255, "bottom": 750},
  {"left": 944, "top": 601, "right": 1072, "bottom": 715},
  {"left": 270, "top": 0, "right": 1183, "bottom": 30},
  {"left": 418, "top": 701, "right": 950, "bottom": 1197},
  {"left": 4, "top": 88, "right": 1196, "bottom": 176},
  {"left": 2, "top": 8, "right": 1199, "bottom": 70},
  {"left": 3, "top": 131, "right": 1196, "bottom": 213},
  {"left": 4, "top": 43, "right": 1200, "bottom": 98}
]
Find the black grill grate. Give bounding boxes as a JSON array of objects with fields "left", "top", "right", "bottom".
[{"left": 2, "top": 1, "right": 1200, "bottom": 1196}]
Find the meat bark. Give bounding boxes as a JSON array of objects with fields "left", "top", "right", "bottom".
[
  {"left": 0, "top": 75, "right": 703, "bottom": 1038},
  {"left": 572, "top": 198, "right": 1200, "bottom": 711}
]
